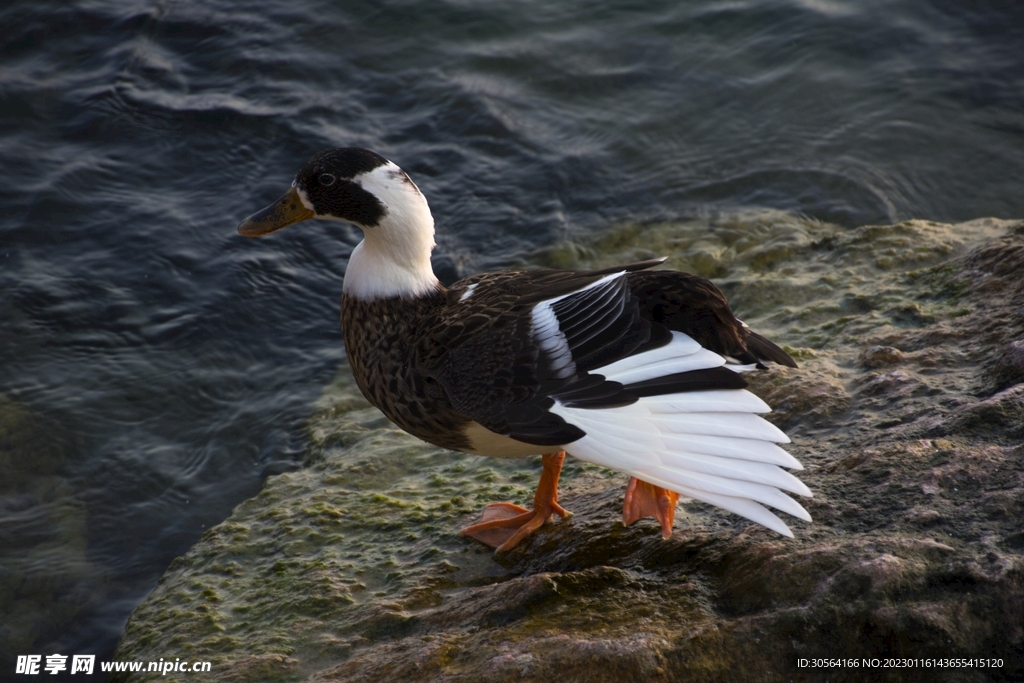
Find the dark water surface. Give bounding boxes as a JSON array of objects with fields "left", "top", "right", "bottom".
[{"left": 1, "top": 0, "right": 1022, "bottom": 677}]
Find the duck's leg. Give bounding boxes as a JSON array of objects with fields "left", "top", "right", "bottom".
[
  {"left": 459, "top": 450, "right": 573, "bottom": 552},
  {"left": 622, "top": 477, "right": 680, "bottom": 539}
]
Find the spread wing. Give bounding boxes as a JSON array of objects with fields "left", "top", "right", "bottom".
[
  {"left": 416, "top": 260, "right": 809, "bottom": 537},
  {"left": 415, "top": 260, "right": 748, "bottom": 446}
]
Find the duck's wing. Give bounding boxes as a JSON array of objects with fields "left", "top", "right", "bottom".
[
  {"left": 417, "top": 261, "right": 810, "bottom": 537},
  {"left": 626, "top": 270, "right": 797, "bottom": 368},
  {"left": 415, "top": 261, "right": 747, "bottom": 447}
]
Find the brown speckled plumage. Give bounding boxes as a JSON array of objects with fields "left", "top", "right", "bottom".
[{"left": 341, "top": 287, "right": 475, "bottom": 452}]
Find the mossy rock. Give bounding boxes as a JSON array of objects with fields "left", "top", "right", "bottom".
[{"left": 115, "top": 214, "right": 1024, "bottom": 682}]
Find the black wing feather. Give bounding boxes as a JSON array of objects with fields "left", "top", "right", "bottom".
[{"left": 420, "top": 259, "right": 792, "bottom": 447}]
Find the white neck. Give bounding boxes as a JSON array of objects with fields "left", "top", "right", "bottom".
[{"left": 341, "top": 163, "right": 441, "bottom": 300}]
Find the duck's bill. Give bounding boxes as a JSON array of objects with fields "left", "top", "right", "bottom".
[{"left": 237, "top": 187, "right": 315, "bottom": 236}]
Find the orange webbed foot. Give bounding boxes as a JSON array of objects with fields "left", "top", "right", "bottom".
[
  {"left": 459, "top": 451, "right": 572, "bottom": 552},
  {"left": 622, "top": 477, "right": 680, "bottom": 539}
]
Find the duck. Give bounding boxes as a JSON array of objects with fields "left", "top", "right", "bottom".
[{"left": 238, "top": 147, "right": 811, "bottom": 552}]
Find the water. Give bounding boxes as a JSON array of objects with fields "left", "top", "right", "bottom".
[{"left": 1, "top": 0, "right": 1021, "bottom": 678}]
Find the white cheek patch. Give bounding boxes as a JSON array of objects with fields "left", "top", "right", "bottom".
[{"left": 293, "top": 183, "right": 316, "bottom": 213}]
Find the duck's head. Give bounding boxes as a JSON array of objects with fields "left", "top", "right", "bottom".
[
  {"left": 239, "top": 147, "right": 439, "bottom": 299},
  {"left": 238, "top": 147, "right": 432, "bottom": 236}
]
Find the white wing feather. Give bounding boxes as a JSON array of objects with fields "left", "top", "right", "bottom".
[{"left": 551, "top": 329, "right": 811, "bottom": 536}]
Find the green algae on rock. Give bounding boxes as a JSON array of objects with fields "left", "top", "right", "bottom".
[
  {"left": 114, "top": 214, "right": 1024, "bottom": 682},
  {"left": 112, "top": 366, "right": 617, "bottom": 682}
]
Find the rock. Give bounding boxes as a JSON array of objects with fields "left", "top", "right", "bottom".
[
  {"left": 113, "top": 216, "right": 1024, "bottom": 682},
  {"left": 221, "top": 654, "right": 300, "bottom": 682},
  {"left": 861, "top": 345, "right": 905, "bottom": 368},
  {"left": 857, "top": 369, "right": 924, "bottom": 397},
  {"left": 901, "top": 507, "right": 943, "bottom": 526},
  {"left": 941, "top": 384, "right": 1024, "bottom": 440},
  {"left": 990, "top": 339, "right": 1024, "bottom": 391}
]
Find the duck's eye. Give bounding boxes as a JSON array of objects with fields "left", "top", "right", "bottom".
[{"left": 319, "top": 173, "right": 336, "bottom": 186}]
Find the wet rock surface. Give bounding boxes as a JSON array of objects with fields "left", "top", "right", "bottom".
[{"left": 115, "top": 216, "right": 1024, "bottom": 682}]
